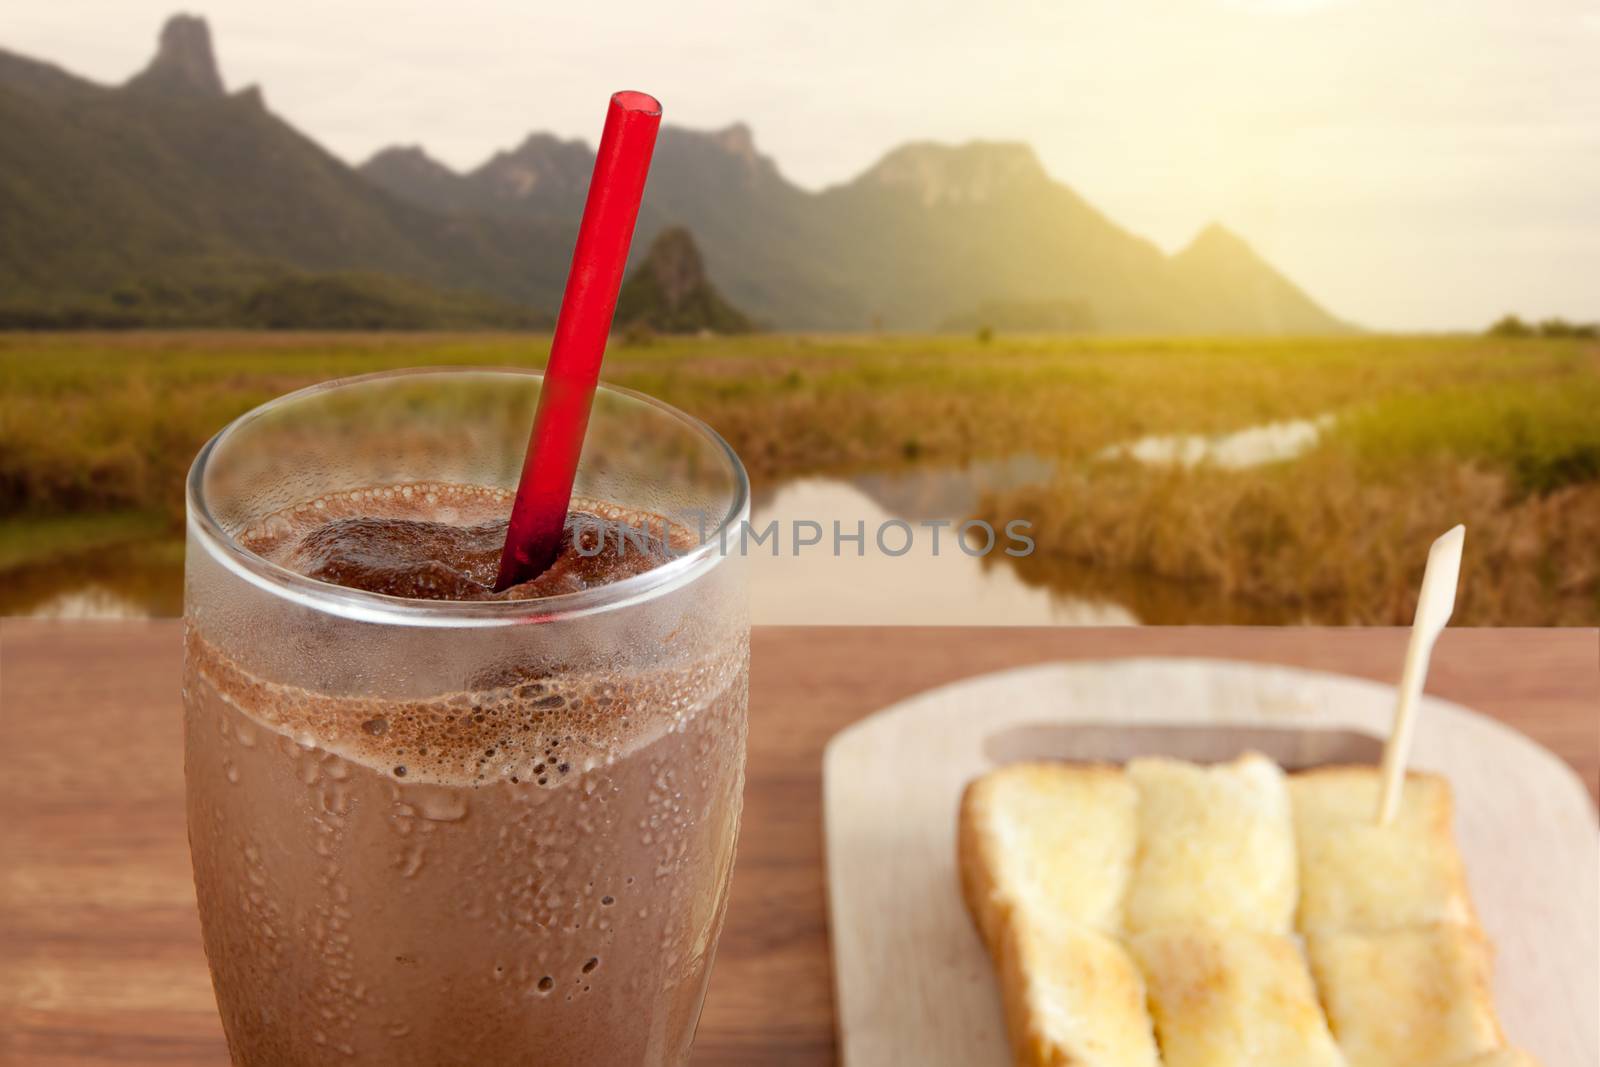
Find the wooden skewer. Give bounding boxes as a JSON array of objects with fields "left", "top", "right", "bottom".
[{"left": 1376, "top": 524, "right": 1465, "bottom": 825}]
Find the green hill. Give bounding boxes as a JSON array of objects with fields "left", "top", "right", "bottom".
[
  {"left": 615, "top": 228, "right": 753, "bottom": 334},
  {"left": 0, "top": 16, "right": 573, "bottom": 326}
]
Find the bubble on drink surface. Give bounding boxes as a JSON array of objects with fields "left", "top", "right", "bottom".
[
  {"left": 285, "top": 516, "right": 508, "bottom": 600},
  {"left": 255, "top": 483, "right": 674, "bottom": 603}
]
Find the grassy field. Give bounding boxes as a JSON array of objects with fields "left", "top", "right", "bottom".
[{"left": 2, "top": 330, "right": 1597, "bottom": 623}]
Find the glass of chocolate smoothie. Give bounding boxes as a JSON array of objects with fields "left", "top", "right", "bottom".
[{"left": 182, "top": 368, "right": 749, "bottom": 1067}]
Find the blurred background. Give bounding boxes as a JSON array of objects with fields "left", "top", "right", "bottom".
[{"left": 1, "top": 1, "right": 1596, "bottom": 625}]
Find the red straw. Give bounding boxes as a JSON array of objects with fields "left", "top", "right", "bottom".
[{"left": 496, "top": 91, "right": 662, "bottom": 590}]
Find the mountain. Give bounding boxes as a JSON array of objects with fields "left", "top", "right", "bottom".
[
  {"left": 126, "top": 13, "right": 224, "bottom": 96},
  {"left": 1168, "top": 222, "right": 1339, "bottom": 335},
  {"left": 631, "top": 124, "right": 858, "bottom": 329},
  {"left": 472, "top": 133, "right": 595, "bottom": 219},
  {"left": 357, "top": 146, "right": 478, "bottom": 217},
  {"left": 814, "top": 141, "right": 1192, "bottom": 331},
  {"left": 0, "top": 15, "right": 575, "bottom": 325},
  {"left": 615, "top": 227, "right": 753, "bottom": 334},
  {"left": 360, "top": 122, "right": 861, "bottom": 329},
  {"left": 813, "top": 142, "right": 1347, "bottom": 333},
  {"left": 1, "top": 13, "right": 1349, "bottom": 333},
  {"left": 362, "top": 133, "right": 594, "bottom": 223},
  {"left": 365, "top": 132, "right": 1348, "bottom": 333}
]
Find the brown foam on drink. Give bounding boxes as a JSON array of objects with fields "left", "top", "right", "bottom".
[
  {"left": 195, "top": 483, "right": 740, "bottom": 786},
  {"left": 187, "top": 628, "right": 745, "bottom": 787},
  {"left": 242, "top": 482, "right": 685, "bottom": 601}
]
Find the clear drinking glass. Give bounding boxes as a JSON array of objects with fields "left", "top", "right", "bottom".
[{"left": 182, "top": 369, "right": 749, "bottom": 1066}]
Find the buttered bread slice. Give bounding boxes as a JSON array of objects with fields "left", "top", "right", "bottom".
[
  {"left": 958, "top": 763, "right": 1157, "bottom": 1066},
  {"left": 996, "top": 913, "right": 1161, "bottom": 1067},
  {"left": 1124, "top": 753, "right": 1298, "bottom": 933},
  {"left": 1130, "top": 927, "right": 1344, "bottom": 1067},
  {"left": 1307, "top": 923, "right": 1504, "bottom": 1067},
  {"left": 1291, "top": 766, "right": 1474, "bottom": 932},
  {"left": 959, "top": 761, "right": 1138, "bottom": 943}
]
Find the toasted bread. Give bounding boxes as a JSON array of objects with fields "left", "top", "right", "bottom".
[
  {"left": 958, "top": 761, "right": 1137, "bottom": 946},
  {"left": 958, "top": 755, "right": 1524, "bottom": 1067},
  {"left": 1129, "top": 927, "right": 1344, "bottom": 1067},
  {"left": 1306, "top": 923, "right": 1504, "bottom": 1067},
  {"left": 1124, "top": 753, "right": 1297, "bottom": 933},
  {"left": 958, "top": 762, "right": 1157, "bottom": 1066},
  {"left": 1291, "top": 766, "right": 1474, "bottom": 932},
  {"left": 996, "top": 913, "right": 1161, "bottom": 1067}
]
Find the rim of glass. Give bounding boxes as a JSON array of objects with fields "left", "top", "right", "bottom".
[{"left": 186, "top": 366, "right": 749, "bottom": 628}]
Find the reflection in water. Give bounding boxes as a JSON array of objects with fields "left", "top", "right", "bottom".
[
  {"left": 999, "top": 550, "right": 1311, "bottom": 626},
  {"left": 25, "top": 585, "right": 155, "bottom": 620},
  {"left": 1098, "top": 415, "right": 1335, "bottom": 470},
  {"left": 841, "top": 454, "right": 1057, "bottom": 521},
  {"left": 4, "top": 440, "right": 1325, "bottom": 624},
  {"left": 747, "top": 469, "right": 1138, "bottom": 626},
  {"left": 0, "top": 539, "right": 185, "bottom": 619}
]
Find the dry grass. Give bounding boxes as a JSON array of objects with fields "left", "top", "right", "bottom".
[
  {"left": 9, "top": 330, "right": 1589, "bottom": 518},
  {"left": 2, "top": 330, "right": 1596, "bottom": 623},
  {"left": 983, "top": 454, "right": 1600, "bottom": 625}
]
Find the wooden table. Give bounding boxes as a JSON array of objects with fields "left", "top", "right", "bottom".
[{"left": 2, "top": 621, "right": 1595, "bottom": 1066}]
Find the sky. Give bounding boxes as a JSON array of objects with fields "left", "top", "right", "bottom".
[{"left": 8, "top": 0, "right": 1598, "bottom": 331}]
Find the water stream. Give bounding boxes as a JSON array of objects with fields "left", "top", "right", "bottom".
[
  {"left": 2, "top": 416, "right": 1336, "bottom": 624},
  {"left": 1097, "top": 415, "right": 1335, "bottom": 470}
]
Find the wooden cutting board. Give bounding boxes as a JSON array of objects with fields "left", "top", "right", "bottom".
[{"left": 822, "top": 658, "right": 1598, "bottom": 1067}]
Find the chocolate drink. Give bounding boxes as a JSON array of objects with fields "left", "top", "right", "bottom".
[{"left": 184, "top": 484, "right": 748, "bottom": 1066}]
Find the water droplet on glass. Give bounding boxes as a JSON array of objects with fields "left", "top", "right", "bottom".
[
  {"left": 397, "top": 844, "right": 426, "bottom": 879},
  {"left": 405, "top": 785, "right": 469, "bottom": 822}
]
